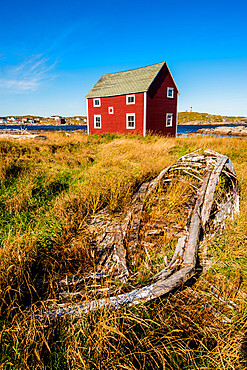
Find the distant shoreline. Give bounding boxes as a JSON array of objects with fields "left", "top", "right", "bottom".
[
  {"left": 0, "top": 123, "right": 86, "bottom": 127},
  {"left": 2, "top": 122, "right": 246, "bottom": 127},
  {"left": 194, "top": 125, "right": 247, "bottom": 137},
  {"left": 177, "top": 121, "right": 247, "bottom": 126}
]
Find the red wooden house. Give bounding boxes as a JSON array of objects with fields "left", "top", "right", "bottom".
[{"left": 86, "top": 62, "right": 179, "bottom": 136}]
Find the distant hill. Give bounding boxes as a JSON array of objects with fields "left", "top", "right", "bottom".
[{"left": 178, "top": 112, "right": 247, "bottom": 125}]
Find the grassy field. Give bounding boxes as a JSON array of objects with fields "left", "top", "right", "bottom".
[{"left": 0, "top": 132, "right": 247, "bottom": 369}]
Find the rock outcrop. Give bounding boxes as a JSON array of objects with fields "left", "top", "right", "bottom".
[{"left": 196, "top": 126, "right": 247, "bottom": 137}]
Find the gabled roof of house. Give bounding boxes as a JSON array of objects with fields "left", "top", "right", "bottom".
[{"left": 86, "top": 62, "right": 179, "bottom": 98}]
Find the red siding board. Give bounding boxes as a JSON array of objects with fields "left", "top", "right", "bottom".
[
  {"left": 146, "top": 64, "right": 178, "bottom": 136},
  {"left": 88, "top": 93, "right": 144, "bottom": 135}
]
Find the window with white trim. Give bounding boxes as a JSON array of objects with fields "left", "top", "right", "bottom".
[
  {"left": 94, "top": 114, "right": 101, "bottom": 128},
  {"left": 126, "top": 95, "right": 135, "bottom": 105},
  {"left": 126, "top": 113, "right": 135, "bottom": 129},
  {"left": 108, "top": 107, "right": 114, "bottom": 114},
  {"left": 93, "top": 98, "right": 101, "bottom": 107},
  {"left": 167, "top": 87, "right": 174, "bottom": 98},
  {"left": 166, "top": 113, "right": 173, "bottom": 127}
]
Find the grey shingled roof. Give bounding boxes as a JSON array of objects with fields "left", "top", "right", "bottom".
[{"left": 86, "top": 62, "right": 167, "bottom": 98}]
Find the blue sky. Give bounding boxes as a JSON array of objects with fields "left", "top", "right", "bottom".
[{"left": 0, "top": 0, "right": 246, "bottom": 117}]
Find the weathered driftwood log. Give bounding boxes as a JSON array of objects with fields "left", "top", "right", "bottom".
[{"left": 40, "top": 149, "right": 239, "bottom": 320}]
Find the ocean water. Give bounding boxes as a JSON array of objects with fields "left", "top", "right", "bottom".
[
  {"left": 0, "top": 123, "right": 247, "bottom": 136},
  {"left": 178, "top": 123, "right": 247, "bottom": 136},
  {"left": 0, "top": 124, "right": 87, "bottom": 132}
]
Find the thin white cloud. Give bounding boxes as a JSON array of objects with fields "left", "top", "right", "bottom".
[
  {"left": 2, "top": 79, "right": 40, "bottom": 91},
  {"left": 0, "top": 54, "right": 57, "bottom": 92}
]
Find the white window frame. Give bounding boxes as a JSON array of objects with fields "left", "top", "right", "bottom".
[
  {"left": 166, "top": 113, "right": 173, "bottom": 127},
  {"left": 94, "top": 114, "right": 101, "bottom": 129},
  {"left": 167, "top": 87, "right": 174, "bottom": 98},
  {"left": 93, "top": 98, "right": 101, "bottom": 107},
  {"left": 126, "top": 113, "right": 135, "bottom": 129},
  {"left": 108, "top": 107, "right": 114, "bottom": 114},
  {"left": 126, "top": 94, "right": 135, "bottom": 105}
]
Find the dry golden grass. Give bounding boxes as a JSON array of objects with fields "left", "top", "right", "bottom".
[{"left": 0, "top": 132, "right": 246, "bottom": 369}]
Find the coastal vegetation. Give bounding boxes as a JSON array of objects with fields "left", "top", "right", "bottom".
[
  {"left": 0, "top": 132, "right": 247, "bottom": 369},
  {"left": 178, "top": 111, "right": 247, "bottom": 124}
]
